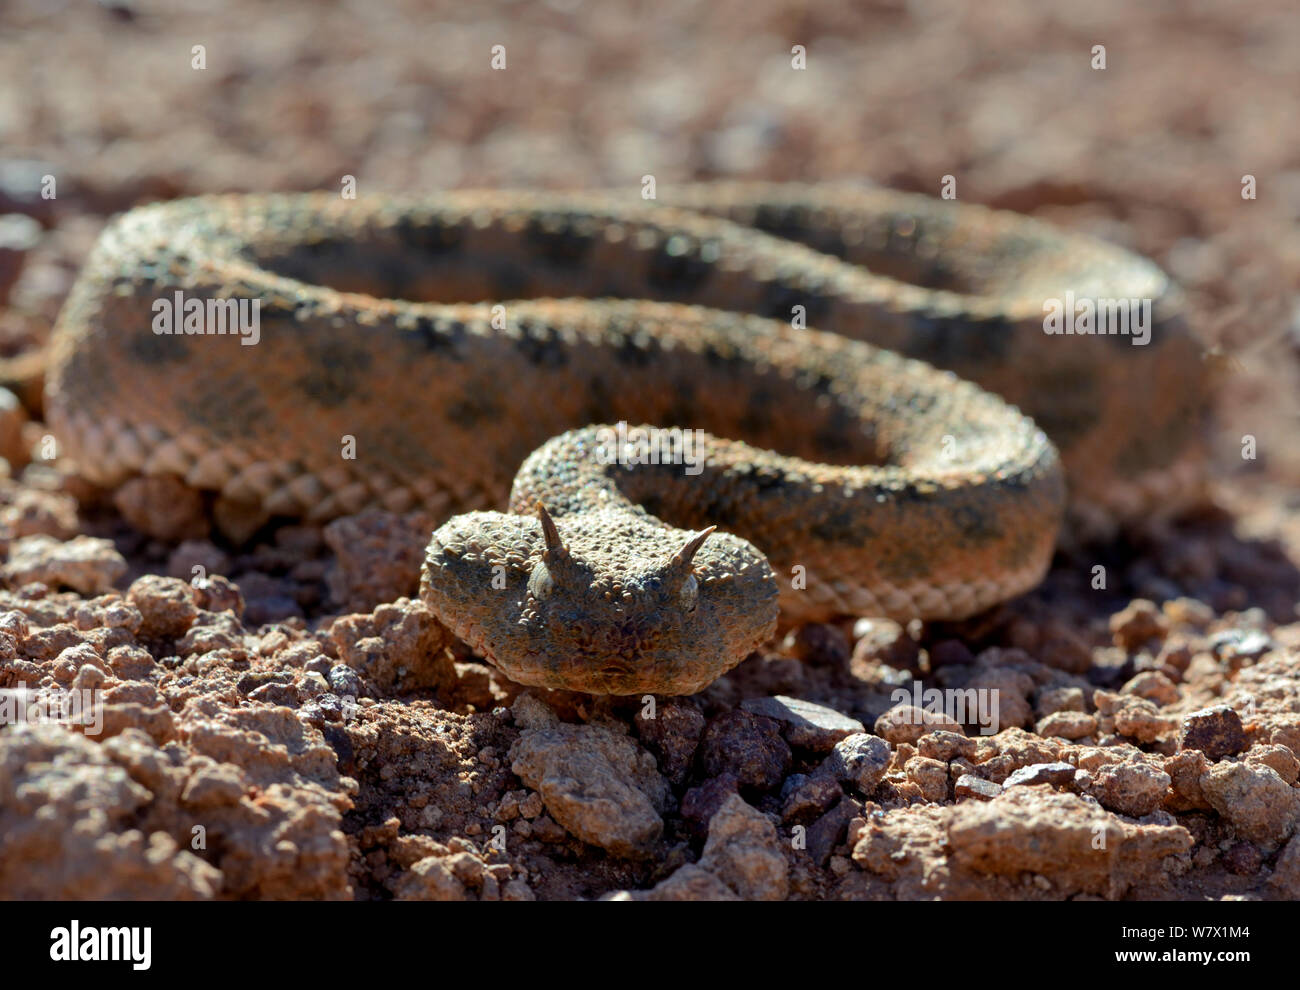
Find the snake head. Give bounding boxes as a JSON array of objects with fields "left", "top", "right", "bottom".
[{"left": 421, "top": 503, "right": 779, "bottom": 696}]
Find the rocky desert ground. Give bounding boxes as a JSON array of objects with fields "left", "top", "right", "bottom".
[{"left": 0, "top": 0, "right": 1298, "bottom": 902}]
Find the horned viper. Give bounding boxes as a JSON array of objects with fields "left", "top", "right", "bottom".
[{"left": 48, "top": 184, "right": 1208, "bottom": 694}]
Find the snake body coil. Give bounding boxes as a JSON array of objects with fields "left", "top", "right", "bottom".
[{"left": 49, "top": 185, "right": 1207, "bottom": 694}]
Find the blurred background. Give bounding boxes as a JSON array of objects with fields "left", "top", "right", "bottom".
[{"left": 1, "top": 0, "right": 1297, "bottom": 540}]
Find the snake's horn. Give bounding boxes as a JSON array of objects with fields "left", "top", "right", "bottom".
[
  {"left": 670, "top": 526, "right": 716, "bottom": 570},
  {"left": 536, "top": 501, "right": 566, "bottom": 555}
]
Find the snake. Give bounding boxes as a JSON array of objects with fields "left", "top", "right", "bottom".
[{"left": 46, "top": 184, "right": 1209, "bottom": 695}]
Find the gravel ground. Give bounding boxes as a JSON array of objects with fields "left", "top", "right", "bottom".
[{"left": 0, "top": 0, "right": 1298, "bottom": 901}]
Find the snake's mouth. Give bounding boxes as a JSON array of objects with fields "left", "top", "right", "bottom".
[{"left": 479, "top": 623, "right": 743, "bottom": 696}]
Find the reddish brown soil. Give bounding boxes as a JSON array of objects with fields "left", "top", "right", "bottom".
[{"left": 0, "top": 0, "right": 1297, "bottom": 901}]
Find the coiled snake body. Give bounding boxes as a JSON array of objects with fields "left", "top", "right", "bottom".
[{"left": 49, "top": 185, "right": 1208, "bottom": 694}]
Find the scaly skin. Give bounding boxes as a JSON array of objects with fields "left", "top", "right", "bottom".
[{"left": 47, "top": 185, "right": 1208, "bottom": 695}]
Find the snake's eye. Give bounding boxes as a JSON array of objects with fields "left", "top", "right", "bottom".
[
  {"left": 528, "top": 562, "right": 555, "bottom": 601},
  {"left": 679, "top": 573, "right": 699, "bottom": 613}
]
